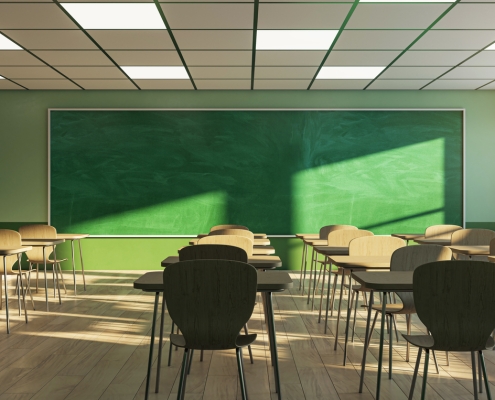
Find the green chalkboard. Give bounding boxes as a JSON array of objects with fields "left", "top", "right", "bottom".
[{"left": 50, "top": 110, "right": 463, "bottom": 235}]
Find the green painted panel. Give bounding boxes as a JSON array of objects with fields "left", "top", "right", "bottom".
[{"left": 50, "top": 110, "right": 462, "bottom": 235}]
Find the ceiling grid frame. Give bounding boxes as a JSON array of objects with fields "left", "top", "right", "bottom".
[{"left": 250, "top": 0, "right": 259, "bottom": 90}]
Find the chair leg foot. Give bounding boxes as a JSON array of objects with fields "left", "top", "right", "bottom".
[
  {"left": 421, "top": 349, "right": 430, "bottom": 400},
  {"left": 409, "top": 347, "right": 422, "bottom": 400}
]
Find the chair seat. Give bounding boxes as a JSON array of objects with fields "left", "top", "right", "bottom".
[
  {"left": 402, "top": 334, "right": 495, "bottom": 351},
  {"left": 371, "top": 303, "right": 407, "bottom": 314},
  {"left": 170, "top": 333, "right": 257, "bottom": 350},
  {"left": 343, "top": 283, "right": 371, "bottom": 292},
  {"left": 28, "top": 258, "right": 68, "bottom": 264}
]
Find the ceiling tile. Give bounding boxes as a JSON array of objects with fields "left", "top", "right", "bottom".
[
  {"left": 0, "top": 66, "right": 62, "bottom": 78},
  {"left": 64, "top": 0, "right": 152, "bottom": 2},
  {"left": 75, "top": 79, "right": 137, "bottom": 89},
  {"left": 347, "top": 4, "right": 451, "bottom": 29},
  {"left": 368, "top": 79, "right": 431, "bottom": 90},
  {"left": 334, "top": 30, "right": 419, "bottom": 50},
  {"left": 324, "top": 51, "right": 400, "bottom": 66},
  {"left": 395, "top": 51, "right": 476, "bottom": 66},
  {"left": 462, "top": 51, "right": 495, "bottom": 66},
  {"left": 88, "top": 30, "right": 174, "bottom": 50},
  {"left": 134, "top": 79, "right": 194, "bottom": 89},
  {"left": 2, "top": 30, "right": 97, "bottom": 50},
  {"left": 435, "top": 4, "right": 495, "bottom": 29},
  {"left": 255, "top": 66, "right": 317, "bottom": 79},
  {"left": 56, "top": 66, "right": 127, "bottom": 79},
  {"left": 424, "top": 79, "right": 489, "bottom": 89},
  {"left": 379, "top": 66, "right": 451, "bottom": 79},
  {"left": 195, "top": 80, "right": 250, "bottom": 89},
  {"left": 478, "top": 80, "right": 495, "bottom": 90},
  {"left": 0, "top": 4, "right": 77, "bottom": 29},
  {"left": 33, "top": 50, "right": 113, "bottom": 66},
  {"left": 412, "top": 30, "right": 495, "bottom": 50},
  {"left": 160, "top": 4, "right": 253, "bottom": 29},
  {"left": 108, "top": 50, "right": 182, "bottom": 66},
  {"left": 254, "top": 80, "right": 310, "bottom": 89},
  {"left": 0, "top": 0, "right": 51, "bottom": 2},
  {"left": 258, "top": 4, "right": 351, "bottom": 29},
  {"left": 311, "top": 79, "right": 371, "bottom": 89},
  {"left": 159, "top": 0, "right": 252, "bottom": 2},
  {"left": 173, "top": 30, "right": 252, "bottom": 50},
  {"left": 182, "top": 51, "right": 251, "bottom": 66},
  {"left": 256, "top": 51, "right": 324, "bottom": 66},
  {"left": 14, "top": 79, "right": 80, "bottom": 89},
  {"left": 0, "top": 50, "right": 43, "bottom": 65},
  {"left": 440, "top": 66, "right": 495, "bottom": 79},
  {"left": 0, "top": 79, "right": 24, "bottom": 89},
  {"left": 189, "top": 66, "right": 250, "bottom": 79}
]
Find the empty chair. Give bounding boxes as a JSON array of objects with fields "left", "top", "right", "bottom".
[
  {"left": 164, "top": 259, "right": 257, "bottom": 400},
  {"left": 451, "top": 228, "right": 495, "bottom": 261},
  {"left": 424, "top": 224, "right": 462, "bottom": 239},
  {"left": 198, "top": 235, "right": 253, "bottom": 257},
  {"left": 404, "top": 261, "right": 495, "bottom": 400},
  {"left": 210, "top": 225, "right": 249, "bottom": 232},
  {"left": 209, "top": 228, "right": 255, "bottom": 241}
]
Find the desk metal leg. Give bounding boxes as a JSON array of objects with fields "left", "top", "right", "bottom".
[
  {"left": 299, "top": 243, "right": 307, "bottom": 291},
  {"left": 53, "top": 247, "right": 62, "bottom": 305},
  {"left": 43, "top": 247, "right": 49, "bottom": 312},
  {"left": 155, "top": 293, "right": 166, "bottom": 393},
  {"left": 3, "top": 258, "right": 9, "bottom": 333},
  {"left": 376, "top": 292, "right": 388, "bottom": 400},
  {"left": 70, "top": 240, "right": 77, "bottom": 295},
  {"left": 78, "top": 240, "right": 87, "bottom": 291},
  {"left": 359, "top": 290, "right": 374, "bottom": 393},
  {"left": 343, "top": 269, "right": 353, "bottom": 365},
  {"left": 145, "top": 292, "right": 159, "bottom": 400},
  {"left": 334, "top": 272, "right": 346, "bottom": 351},
  {"left": 265, "top": 292, "right": 281, "bottom": 400}
]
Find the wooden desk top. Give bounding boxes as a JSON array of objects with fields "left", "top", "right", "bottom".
[
  {"left": 352, "top": 271, "right": 413, "bottom": 292},
  {"left": 449, "top": 245, "right": 489, "bottom": 255},
  {"left": 391, "top": 234, "right": 424, "bottom": 241},
  {"left": 253, "top": 246, "right": 276, "bottom": 255},
  {"left": 134, "top": 270, "right": 292, "bottom": 293},
  {"left": 414, "top": 238, "right": 451, "bottom": 246},
  {"left": 197, "top": 233, "right": 268, "bottom": 239},
  {"left": 304, "top": 239, "right": 327, "bottom": 246},
  {"left": 21, "top": 239, "right": 65, "bottom": 246},
  {"left": 328, "top": 256, "right": 390, "bottom": 270},
  {"left": 161, "top": 255, "right": 282, "bottom": 270},
  {"left": 0, "top": 246, "right": 32, "bottom": 256},
  {"left": 296, "top": 234, "right": 319, "bottom": 239},
  {"left": 190, "top": 238, "right": 271, "bottom": 246},
  {"left": 57, "top": 233, "right": 90, "bottom": 240},
  {"left": 314, "top": 246, "right": 348, "bottom": 256}
]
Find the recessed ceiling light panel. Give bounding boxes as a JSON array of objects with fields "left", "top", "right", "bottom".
[
  {"left": 486, "top": 43, "right": 495, "bottom": 50},
  {"left": 256, "top": 30, "right": 338, "bottom": 50},
  {"left": 316, "top": 66, "right": 385, "bottom": 79},
  {"left": 61, "top": 3, "right": 166, "bottom": 30},
  {"left": 0, "top": 34, "right": 22, "bottom": 50},
  {"left": 122, "top": 66, "right": 189, "bottom": 79},
  {"left": 360, "top": 0, "right": 455, "bottom": 2}
]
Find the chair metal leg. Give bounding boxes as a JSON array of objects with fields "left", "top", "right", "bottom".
[
  {"left": 145, "top": 292, "right": 159, "bottom": 400},
  {"left": 187, "top": 349, "right": 194, "bottom": 375},
  {"left": 36, "top": 264, "right": 39, "bottom": 293},
  {"left": 3, "top": 258, "right": 10, "bottom": 333},
  {"left": 57, "top": 263, "right": 67, "bottom": 295},
  {"left": 71, "top": 240, "right": 77, "bottom": 296},
  {"left": 177, "top": 348, "right": 189, "bottom": 400},
  {"left": 200, "top": 350, "right": 204, "bottom": 362},
  {"left": 359, "top": 290, "right": 374, "bottom": 393},
  {"left": 391, "top": 314, "right": 399, "bottom": 343},
  {"left": 471, "top": 351, "right": 479, "bottom": 400},
  {"left": 78, "top": 240, "right": 87, "bottom": 291},
  {"left": 16, "top": 276, "right": 21, "bottom": 316},
  {"left": 323, "top": 268, "right": 335, "bottom": 334},
  {"left": 299, "top": 243, "right": 307, "bottom": 291},
  {"left": 333, "top": 272, "right": 346, "bottom": 351},
  {"left": 421, "top": 349, "right": 430, "bottom": 400},
  {"left": 307, "top": 248, "right": 316, "bottom": 305},
  {"left": 432, "top": 350, "right": 439, "bottom": 374},
  {"left": 237, "top": 347, "right": 248, "bottom": 400},
  {"left": 367, "top": 311, "right": 379, "bottom": 351},
  {"left": 406, "top": 314, "right": 411, "bottom": 362},
  {"left": 53, "top": 247, "right": 62, "bottom": 305},
  {"left": 244, "top": 324, "right": 254, "bottom": 364},
  {"left": 479, "top": 351, "right": 492, "bottom": 400},
  {"left": 329, "top": 269, "right": 338, "bottom": 318},
  {"left": 155, "top": 293, "right": 166, "bottom": 393},
  {"left": 26, "top": 271, "right": 35, "bottom": 310},
  {"left": 478, "top": 351, "right": 483, "bottom": 393},
  {"left": 351, "top": 290, "right": 360, "bottom": 343},
  {"left": 446, "top": 351, "right": 450, "bottom": 366},
  {"left": 318, "top": 258, "right": 327, "bottom": 323},
  {"left": 409, "top": 347, "right": 423, "bottom": 400},
  {"left": 389, "top": 315, "right": 393, "bottom": 379},
  {"left": 343, "top": 272, "right": 354, "bottom": 365},
  {"left": 168, "top": 321, "right": 175, "bottom": 366}
]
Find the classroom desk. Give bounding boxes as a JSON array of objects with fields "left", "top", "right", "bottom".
[
  {"left": 161, "top": 255, "right": 282, "bottom": 270},
  {"left": 0, "top": 246, "right": 32, "bottom": 333},
  {"left": 352, "top": 271, "right": 413, "bottom": 400},
  {"left": 134, "top": 270, "right": 292, "bottom": 400},
  {"left": 391, "top": 233, "right": 424, "bottom": 245},
  {"left": 197, "top": 233, "right": 268, "bottom": 239},
  {"left": 57, "top": 233, "right": 89, "bottom": 295},
  {"left": 449, "top": 245, "right": 489, "bottom": 256},
  {"left": 190, "top": 237, "right": 271, "bottom": 246},
  {"left": 414, "top": 238, "right": 451, "bottom": 246},
  {"left": 327, "top": 256, "right": 391, "bottom": 365},
  {"left": 21, "top": 238, "right": 65, "bottom": 311},
  {"left": 188, "top": 239, "right": 275, "bottom": 254}
]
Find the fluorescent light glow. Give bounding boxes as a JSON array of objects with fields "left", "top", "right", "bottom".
[
  {"left": 122, "top": 66, "right": 189, "bottom": 79},
  {"left": 256, "top": 30, "right": 338, "bottom": 50},
  {"left": 61, "top": 3, "right": 166, "bottom": 29},
  {"left": 486, "top": 44, "right": 495, "bottom": 50},
  {"left": 0, "top": 75, "right": 4, "bottom": 79},
  {"left": 316, "top": 66, "right": 385, "bottom": 79},
  {"left": 360, "top": 0, "right": 455, "bottom": 2},
  {"left": 0, "top": 34, "right": 21, "bottom": 50}
]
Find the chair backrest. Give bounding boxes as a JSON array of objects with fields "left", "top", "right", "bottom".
[
  {"left": 424, "top": 224, "right": 462, "bottom": 239},
  {"left": 349, "top": 236, "right": 405, "bottom": 256},
  {"left": 210, "top": 225, "right": 248, "bottom": 232},
  {"left": 209, "top": 229, "right": 254, "bottom": 241},
  {"left": 451, "top": 228, "right": 495, "bottom": 246},
  {"left": 414, "top": 261, "right": 495, "bottom": 351},
  {"left": 163, "top": 259, "right": 257, "bottom": 350},
  {"left": 0, "top": 230, "right": 22, "bottom": 274},
  {"left": 197, "top": 235, "right": 253, "bottom": 257},
  {"left": 390, "top": 245, "right": 453, "bottom": 313},
  {"left": 18, "top": 224, "right": 57, "bottom": 262},
  {"left": 319, "top": 225, "right": 358, "bottom": 240},
  {"left": 179, "top": 244, "right": 248, "bottom": 263},
  {"left": 327, "top": 229, "right": 374, "bottom": 247},
  {"left": 490, "top": 238, "right": 495, "bottom": 255}
]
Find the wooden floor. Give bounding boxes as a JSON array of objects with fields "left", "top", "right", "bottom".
[{"left": 0, "top": 270, "right": 493, "bottom": 400}]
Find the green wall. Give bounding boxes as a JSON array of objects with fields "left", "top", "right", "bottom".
[{"left": 1, "top": 90, "right": 494, "bottom": 270}]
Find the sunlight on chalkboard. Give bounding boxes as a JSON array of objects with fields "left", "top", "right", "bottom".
[
  {"left": 291, "top": 138, "right": 446, "bottom": 235},
  {"left": 69, "top": 191, "right": 227, "bottom": 235}
]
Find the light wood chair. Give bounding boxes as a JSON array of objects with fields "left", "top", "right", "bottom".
[
  {"left": 18, "top": 225, "right": 67, "bottom": 298},
  {"left": 404, "top": 261, "right": 495, "bottom": 400},
  {"left": 198, "top": 235, "right": 253, "bottom": 257},
  {"left": 163, "top": 259, "right": 257, "bottom": 400},
  {"left": 424, "top": 224, "right": 462, "bottom": 239},
  {"left": 451, "top": 228, "right": 495, "bottom": 261},
  {"left": 317, "top": 229, "right": 374, "bottom": 333},
  {"left": 210, "top": 225, "right": 249, "bottom": 232},
  {"left": 0, "top": 230, "right": 34, "bottom": 323},
  {"left": 208, "top": 228, "right": 255, "bottom": 241}
]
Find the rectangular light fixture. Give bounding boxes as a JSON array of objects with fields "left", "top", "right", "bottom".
[
  {"left": 486, "top": 43, "right": 495, "bottom": 50},
  {"left": 360, "top": 0, "right": 455, "bottom": 2},
  {"left": 256, "top": 30, "right": 338, "bottom": 50},
  {"left": 0, "top": 34, "right": 22, "bottom": 50},
  {"left": 122, "top": 66, "right": 189, "bottom": 79},
  {"left": 61, "top": 3, "right": 166, "bottom": 29},
  {"left": 316, "top": 66, "right": 385, "bottom": 79}
]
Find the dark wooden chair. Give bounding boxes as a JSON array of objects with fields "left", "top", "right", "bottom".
[
  {"left": 404, "top": 260, "right": 495, "bottom": 400},
  {"left": 210, "top": 224, "right": 249, "bottom": 232},
  {"left": 164, "top": 259, "right": 257, "bottom": 400}
]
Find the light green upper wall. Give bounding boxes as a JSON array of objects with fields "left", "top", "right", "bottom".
[{"left": 1, "top": 90, "right": 494, "bottom": 224}]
